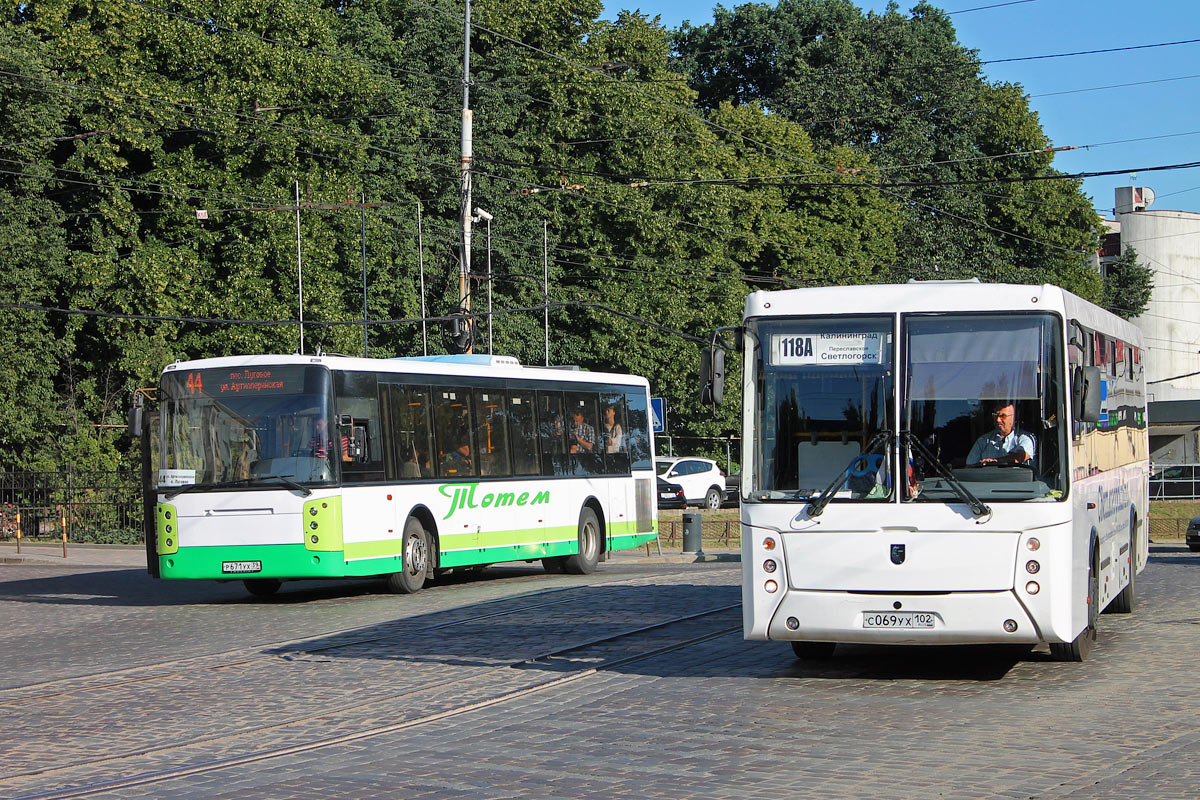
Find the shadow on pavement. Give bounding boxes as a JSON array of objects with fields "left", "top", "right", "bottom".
[{"left": 771, "top": 642, "right": 1032, "bottom": 681}]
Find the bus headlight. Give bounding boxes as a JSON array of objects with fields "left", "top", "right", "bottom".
[{"left": 1003, "top": 619, "right": 1018, "bottom": 633}]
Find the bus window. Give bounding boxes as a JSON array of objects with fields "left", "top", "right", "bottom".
[
  {"left": 537, "top": 392, "right": 568, "bottom": 477},
  {"left": 904, "top": 313, "right": 1064, "bottom": 500},
  {"left": 624, "top": 390, "right": 653, "bottom": 471},
  {"left": 473, "top": 389, "right": 512, "bottom": 477},
  {"left": 387, "top": 384, "right": 434, "bottom": 480},
  {"left": 600, "top": 392, "right": 630, "bottom": 475},
  {"left": 566, "top": 392, "right": 601, "bottom": 475},
  {"left": 334, "top": 371, "right": 386, "bottom": 483},
  {"left": 434, "top": 390, "right": 477, "bottom": 479},
  {"left": 507, "top": 391, "right": 540, "bottom": 476}
]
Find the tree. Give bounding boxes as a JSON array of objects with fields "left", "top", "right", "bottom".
[
  {"left": 1103, "top": 246, "right": 1154, "bottom": 320},
  {"left": 1, "top": 0, "right": 907, "bottom": 472},
  {"left": 672, "top": 0, "right": 1105, "bottom": 297}
]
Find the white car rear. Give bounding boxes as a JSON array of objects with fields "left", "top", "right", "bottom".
[{"left": 655, "top": 457, "right": 726, "bottom": 509}]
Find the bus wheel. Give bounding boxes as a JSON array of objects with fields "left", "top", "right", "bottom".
[
  {"left": 1050, "top": 546, "right": 1099, "bottom": 662},
  {"left": 791, "top": 641, "right": 836, "bottom": 660},
  {"left": 243, "top": 578, "right": 281, "bottom": 597},
  {"left": 704, "top": 487, "right": 722, "bottom": 510},
  {"left": 388, "top": 517, "right": 429, "bottom": 594},
  {"left": 564, "top": 507, "right": 601, "bottom": 575}
]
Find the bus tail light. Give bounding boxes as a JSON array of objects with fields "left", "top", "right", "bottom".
[
  {"left": 763, "top": 537, "right": 776, "bottom": 551},
  {"left": 1026, "top": 581, "right": 1040, "bottom": 595},
  {"left": 1003, "top": 619, "right": 1018, "bottom": 633},
  {"left": 1026, "top": 537, "right": 1040, "bottom": 551},
  {"left": 1026, "top": 560, "right": 1040, "bottom": 574},
  {"left": 763, "top": 559, "right": 777, "bottom": 573},
  {"left": 764, "top": 580, "right": 778, "bottom": 593}
]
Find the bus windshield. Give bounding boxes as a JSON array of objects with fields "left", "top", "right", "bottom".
[
  {"left": 158, "top": 365, "right": 337, "bottom": 490},
  {"left": 902, "top": 313, "right": 1066, "bottom": 502},
  {"left": 750, "top": 316, "right": 894, "bottom": 501}
]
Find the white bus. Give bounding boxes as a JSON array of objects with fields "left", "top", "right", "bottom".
[
  {"left": 137, "top": 354, "right": 658, "bottom": 595},
  {"left": 708, "top": 282, "right": 1147, "bottom": 661}
]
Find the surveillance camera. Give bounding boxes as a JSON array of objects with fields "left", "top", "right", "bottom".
[{"left": 472, "top": 207, "right": 493, "bottom": 222}]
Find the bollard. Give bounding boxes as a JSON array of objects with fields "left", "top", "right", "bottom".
[
  {"left": 61, "top": 510, "right": 67, "bottom": 558},
  {"left": 15, "top": 511, "right": 20, "bottom": 554},
  {"left": 682, "top": 511, "right": 703, "bottom": 555}
]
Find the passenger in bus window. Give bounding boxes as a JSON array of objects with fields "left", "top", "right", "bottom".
[
  {"left": 569, "top": 407, "right": 596, "bottom": 454},
  {"left": 309, "top": 418, "right": 350, "bottom": 462},
  {"left": 442, "top": 442, "right": 472, "bottom": 475},
  {"left": 601, "top": 404, "right": 624, "bottom": 453},
  {"left": 401, "top": 444, "right": 423, "bottom": 478},
  {"left": 966, "top": 401, "right": 1035, "bottom": 467}
]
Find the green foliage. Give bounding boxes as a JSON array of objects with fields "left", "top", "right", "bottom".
[
  {"left": 0, "top": 0, "right": 1108, "bottom": 471},
  {"left": 1103, "top": 246, "right": 1154, "bottom": 320},
  {"left": 672, "top": 0, "right": 1105, "bottom": 295}
]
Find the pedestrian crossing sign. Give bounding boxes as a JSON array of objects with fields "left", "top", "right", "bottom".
[{"left": 650, "top": 397, "right": 666, "bottom": 433}]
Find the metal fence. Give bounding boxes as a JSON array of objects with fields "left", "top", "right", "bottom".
[
  {"left": 1150, "top": 465, "right": 1200, "bottom": 499},
  {"left": 0, "top": 470, "right": 142, "bottom": 543},
  {"left": 657, "top": 519, "right": 739, "bottom": 548}
]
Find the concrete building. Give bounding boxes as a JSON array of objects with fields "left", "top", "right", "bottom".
[{"left": 1102, "top": 187, "right": 1200, "bottom": 464}]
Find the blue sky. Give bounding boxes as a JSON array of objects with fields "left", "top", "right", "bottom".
[{"left": 602, "top": 0, "right": 1200, "bottom": 218}]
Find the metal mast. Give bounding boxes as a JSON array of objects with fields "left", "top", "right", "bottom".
[{"left": 459, "top": 0, "right": 474, "bottom": 351}]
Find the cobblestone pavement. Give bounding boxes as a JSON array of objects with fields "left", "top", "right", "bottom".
[{"left": 2, "top": 546, "right": 1199, "bottom": 799}]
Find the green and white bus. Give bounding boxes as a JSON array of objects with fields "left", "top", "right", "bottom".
[{"left": 137, "top": 354, "right": 659, "bottom": 596}]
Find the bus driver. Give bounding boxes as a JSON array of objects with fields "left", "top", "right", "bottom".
[{"left": 966, "top": 401, "right": 1035, "bottom": 467}]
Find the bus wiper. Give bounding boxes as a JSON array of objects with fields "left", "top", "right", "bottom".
[
  {"left": 253, "top": 475, "right": 313, "bottom": 496},
  {"left": 805, "top": 430, "right": 892, "bottom": 518},
  {"left": 901, "top": 432, "right": 990, "bottom": 518},
  {"left": 163, "top": 482, "right": 220, "bottom": 500},
  {"left": 164, "top": 476, "right": 313, "bottom": 499}
]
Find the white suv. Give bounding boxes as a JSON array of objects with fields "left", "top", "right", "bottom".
[{"left": 655, "top": 457, "right": 727, "bottom": 510}]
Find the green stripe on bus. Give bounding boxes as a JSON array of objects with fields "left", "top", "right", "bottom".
[
  {"left": 344, "top": 538, "right": 403, "bottom": 561},
  {"left": 158, "top": 522, "right": 660, "bottom": 581}
]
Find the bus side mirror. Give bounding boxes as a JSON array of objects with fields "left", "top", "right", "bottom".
[
  {"left": 127, "top": 405, "right": 143, "bottom": 439},
  {"left": 1076, "top": 366, "right": 1102, "bottom": 423},
  {"left": 700, "top": 348, "right": 725, "bottom": 406}
]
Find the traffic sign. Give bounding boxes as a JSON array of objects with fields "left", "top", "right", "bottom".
[{"left": 650, "top": 397, "right": 666, "bottom": 433}]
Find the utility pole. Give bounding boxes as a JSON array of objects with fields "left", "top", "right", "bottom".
[
  {"left": 418, "top": 203, "right": 428, "bottom": 356},
  {"left": 459, "top": 0, "right": 474, "bottom": 352},
  {"left": 295, "top": 180, "right": 304, "bottom": 354},
  {"left": 472, "top": 208, "right": 494, "bottom": 353},
  {"left": 360, "top": 189, "right": 368, "bottom": 357},
  {"left": 543, "top": 220, "right": 549, "bottom": 366}
]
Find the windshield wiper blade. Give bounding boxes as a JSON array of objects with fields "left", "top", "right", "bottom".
[
  {"left": 163, "top": 482, "right": 220, "bottom": 500},
  {"left": 806, "top": 429, "right": 892, "bottom": 518},
  {"left": 902, "top": 432, "right": 990, "bottom": 518},
  {"left": 253, "top": 474, "right": 313, "bottom": 496},
  {"left": 163, "top": 476, "right": 313, "bottom": 499}
]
